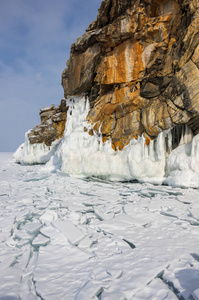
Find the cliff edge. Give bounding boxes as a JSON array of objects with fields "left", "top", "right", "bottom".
[{"left": 62, "top": 0, "right": 199, "bottom": 150}]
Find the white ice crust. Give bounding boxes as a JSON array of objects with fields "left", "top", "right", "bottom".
[
  {"left": 166, "top": 134, "right": 199, "bottom": 188},
  {"left": 15, "top": 96, "right": 199, "bottom": 187},
  {"left": 14, "top": 132, "right": 61, "bottom": 165}
]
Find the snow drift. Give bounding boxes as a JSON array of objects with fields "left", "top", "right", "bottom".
[{"left": 14, "top": 96, "right": 199, "bottom": 188}]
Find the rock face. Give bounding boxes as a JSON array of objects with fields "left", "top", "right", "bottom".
[
  {"left": 62, "top": 0, "right": 199, "bottom": 150},
  {"left": 28, "top": 99, "right": 67, "bottom": 146}
]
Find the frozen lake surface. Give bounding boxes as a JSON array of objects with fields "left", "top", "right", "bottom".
[{"left": 0, "top": 153, "right": 199, "bottom": 300}]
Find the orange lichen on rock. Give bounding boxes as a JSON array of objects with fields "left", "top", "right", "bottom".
[
  {"left": 26, "top": 0, "right": 199, "bottom": 150},
  {"left": 95, "top": 41, "right": 144, "bottom": 85},
  {"left": 60, "top": 0, "right": 199, "bottom": 150}
]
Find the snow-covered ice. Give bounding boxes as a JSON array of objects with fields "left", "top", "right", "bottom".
[
  {"left": 0, "top": 153, "right": 199, "bottom": 299},
  {"left": 52, "top": 220, "right": 85, "bottom": 246}
]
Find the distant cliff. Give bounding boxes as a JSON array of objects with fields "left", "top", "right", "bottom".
[
  {"left": 28, "top": 99, "right": 67, "bottom": 146},
  {"left": 62, "top": 0, "right": 199, "bottom": 150}
]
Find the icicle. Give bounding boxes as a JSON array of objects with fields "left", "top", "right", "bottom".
[
  {"left": 168, "top": 130, "right": 172, "bottom": 154},
  {"left": 156, "top": 132, "right": 165, "bottom": 160},
  {"left": 184, "top": 125, "right": 194, "bottom": 144},
  {"left": 14, "top": 132, "right": 61, "bottom": 165},
  {"left": 148, "top": 139, "right": 155, "bottom": 161},
  {"left": 15, "top": 94, "right": 199, "bottom": 187}
]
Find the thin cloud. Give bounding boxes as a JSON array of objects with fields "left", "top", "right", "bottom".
[{"left": 0, "top": 0, "right": 100, "bottom": 151}]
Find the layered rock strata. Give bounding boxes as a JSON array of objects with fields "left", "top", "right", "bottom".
[
  {"left": 28, "top": 99, "right": 67, "bottom": 146},
  {"left": 62, "top": 0, "right": 199, "bottom": 150}
]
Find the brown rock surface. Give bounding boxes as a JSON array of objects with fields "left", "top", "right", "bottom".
[
  {"left": 28, "top": 99, "right": 67, "bottom": 146},
  {"left": 62, "top": 0, "right": 199, "bottom": 149}
]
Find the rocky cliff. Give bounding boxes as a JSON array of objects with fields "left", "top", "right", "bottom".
[
  {"left": 28, "top": 98, "right": 67, "bottom": 146},
  {"left": 62, "top": 0, "right": 199, "bottom": 150}
]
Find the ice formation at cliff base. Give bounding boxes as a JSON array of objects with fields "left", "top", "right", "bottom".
[{"left": 14, "top": 96, "right": 199, "bottom": 188}]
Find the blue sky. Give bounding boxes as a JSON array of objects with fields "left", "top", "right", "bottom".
[{"left": 0, "top": 0, "right": 100, "bottom": 152}]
